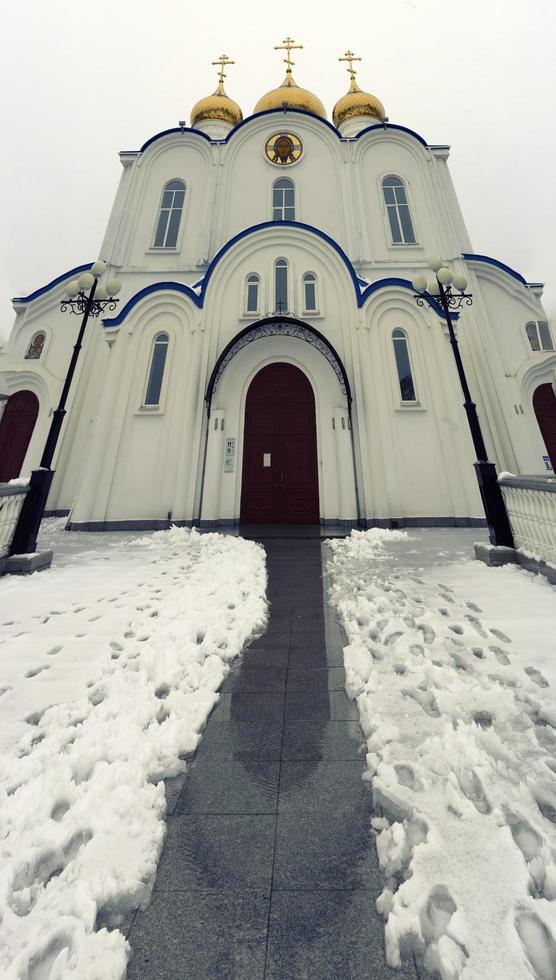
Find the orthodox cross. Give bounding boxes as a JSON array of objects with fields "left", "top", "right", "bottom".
[
  {"left": 212, "top": 54, "right": 235, "bottom": 85},
  {"left": 274, "top": 36, "right": 303, "bottom": 74},
  {"left": 339, "top": 50, "right": 361, "bottom": 83}
]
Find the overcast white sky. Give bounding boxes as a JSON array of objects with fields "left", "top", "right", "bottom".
[{"left": 1, "top": 0, "right": 555, "bottom": 340}]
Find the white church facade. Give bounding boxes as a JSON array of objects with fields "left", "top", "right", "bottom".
[{"left": 1, "top": 43, "right": 555, "bottom": 531}]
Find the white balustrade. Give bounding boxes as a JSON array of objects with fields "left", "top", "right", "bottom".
[
  {"left": 499, "top": 474, "right": 556, "bottom": 565},
  {"left": 0, "top": 484, "right": 30, "bottom": 557}
]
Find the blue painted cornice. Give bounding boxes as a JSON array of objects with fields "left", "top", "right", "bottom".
[
  {"left": 103, "top": 221, "right": 449, "bottom": 327},
  {"left": 12, "top": 263, "right": 93, "bottom": 304},
  {"left": 462, "top": 253, "right": 527, "bottom": 286}
]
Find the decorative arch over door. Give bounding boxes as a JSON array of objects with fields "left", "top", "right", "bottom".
[
  {"left": 533, "top": 383, "right": 556, "bottom": 469},
  {"left": 240, "top": 362, "right": 319, "bottom": 523},
  {"left": 205, "top": 316, "right": 352, "bottom": 414},
  {"left": 0, "top": 390, "right": 39, "bottom": 481}
]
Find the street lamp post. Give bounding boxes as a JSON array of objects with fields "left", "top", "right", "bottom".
[
  {"left": 412, "top": 259, "right": 514, "bottom": 547},
  {"left": 9, "top": 262, "right": 121, "bottom": 556}
]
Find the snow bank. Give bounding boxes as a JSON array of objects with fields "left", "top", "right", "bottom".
[
  {"left": 328, "top": 530, "right": 556, "bottom": 979},
  {"left": 0, "top": 525, "right": 266, "bottom": 979}
]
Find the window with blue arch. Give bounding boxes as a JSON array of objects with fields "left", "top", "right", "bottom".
[
  {"left": 144, "top": 332, "right": 169, "bottom": 406},
  {"left": 246, "top": 274, "right": 260, "bottom": 313},
  {"left": 392, "top": 329, "right": 417, "bottom": 402},
  {"left": 382, "top": 175, "right": 416, "bottom": 245},
  {"left": 274, "top": 259, "right": 288, "bottom": 313},
  {"left": 153, "top": 179, "right": 186, "bottom": 248}
]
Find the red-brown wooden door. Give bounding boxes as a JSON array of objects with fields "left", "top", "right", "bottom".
[
  {"left": 533, "top": 383, "right": 556, "bottom": 469},
  {"left": 0, "top": 390, "right": 39, "bottom": 481},
  {"left": 240, "top": 363, "right": 319, "bottom": 523}
]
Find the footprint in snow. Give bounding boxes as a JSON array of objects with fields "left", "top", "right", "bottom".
[
  {"left": 25, "top": 664, "right": 50, "bottom": 679},
  {"left": 490, "top": 646, "right": 510, "bottom": 665},
  {"left": 532, "top": 783, "right": 556, "bottom": 824},
  {"left": 0, "top": 686, "right": 12, "bottom": 698},
  {"left": 47, "top": 645, "right": 63, "bottom": 656},
  {"left": 438, "top": 608, "right": 449, "bottom": 617},
  {"left": 515, "top": 910, "right": 556, "bottom": 980},
  {"left": 395, "top": 763, "right": 420, "bottom": 789},
  {"left": 473, "top": 710, "right": 493, "bottom": 728},
  {"left": 417, "top": 623, "right": 436, "bottom": 644},
  {"left": 384, "top": 631, "right": 403, "bottom": 646},
  {"left": 466, "top": 601, "right": 483, "bottom": 613},
  {"left": 405, "top": 687, "right": 440, "bottom": 718},
  {"left": 88, "top": 614, "right": 101, "bottom": 622},
  {"left": 472, "top": 647, "right": 485, "bottom": 659},
  {"left": 457, "top": 769, "right": 491, "bottom": 814},
  {"left": 449, "top": 624, "right": 464, "bottom": 635},
  {"left": 490, "top": 627, "right": 511, "bottom": 644},
  {"left": 436, "top": 583, "right": 454, "bottom": 593},
  {"left": 464, "top": 613, "right": 488, "bottom": 637},
  {"left": 525, "top": 666, "right": 549, "bottom": 688}
]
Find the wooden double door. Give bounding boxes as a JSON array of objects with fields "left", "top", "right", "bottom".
[
  {"left": 0, "top": 390, "right": 39, "bottom": 481},
  {"left": 240, "top": 363, "right": 319, "bottom": 523}
]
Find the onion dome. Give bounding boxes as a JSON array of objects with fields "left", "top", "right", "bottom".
[
  {"left": 191, "top": 55, "right": 243, "bottom": 130},
  {"left": 333, "top": 50, "right": 385, "bottom": 130},
  {"left": 191, "top": 80, "right": 243, "bottom": 128},
  {"left": 255, "top": 73, "right": 327, "bottom": 119},
  {"left": 255, "top": 36, "right": 327, "bottom": 119}
]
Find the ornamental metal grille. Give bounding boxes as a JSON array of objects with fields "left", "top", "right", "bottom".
[{"left": 210, "top": 320, "right": 348, "bottom": 399}]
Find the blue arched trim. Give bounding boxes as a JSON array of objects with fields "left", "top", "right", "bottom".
[
  {"left": 355, "top": 123, "right": 429, "bottom": 148},
  {"left": 104, "top": 281, "right": 202, "bottom": 327},
  {"left": 137, "top": 111, "right": 430, "bottom": 155},
  {"left": 12, "top": 263, "right": 93, "bottom": 304},
  {"left": 103, "top": 222, "right": 452, "bottom": 327},
  {"left": 462, "top": 252, "right": 527, "bottom": 286},
  {"left": 359, "top": 277, "right": 451, "bottom": 319}
]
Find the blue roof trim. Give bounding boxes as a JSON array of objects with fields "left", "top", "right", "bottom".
[
  {"left": 137, "top": 110, "right": 431, "bottom": 155},
  {"left": 104, "top": 281, "right": 202, "bottom": 326},
  {"left": 355, "top": 123, "right": 429, "bottom": 148},
  {"left": 12, "top": 263, "right": 93, "bottom": 304},
  {"left": 103, "top": 222, "right": 452, "bottom": 327},
  {"left": 462, "top": 253, "right": 527, "bottom": 286},
  {"left": 359, "top": 277, "right": 451, "bottom": 319}
]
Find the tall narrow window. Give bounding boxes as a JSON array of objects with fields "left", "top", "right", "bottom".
[
  {"left": 25, "top": 332, "right": 45, "bottom": 359},
  {"left": 275, "top": 259, "right": 288, "bottom": 313},
  {"left": 382, "top": 175, "right": 416, "bottom": 244},
  {"left": 392, "top": 329, "right": 417, "bottom": 402},
  {"left": 273, "top": 178, "right": 295, "bottom": 221},
  {"left": 303, "top": 273, "right": 317, "bottom": 312},
  {"left": 144, "top": 333, "right": 169, "bottom": 406},
  {"left": 153, "top": 179, "right": 186, "bottom": 248},
  {"left": 526, "top": 320, "right": 554, "bottom": 352},
  {"left": 246, "top": 274, "right": 260, "bottom": 313}
]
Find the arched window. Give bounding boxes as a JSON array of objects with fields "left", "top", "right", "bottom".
[
  {"left": 153, "top": 179, "right": 186, "bottom": 248},
  {"left": 24, "top": 332, "right": 45, "bottom": 360},
  {"left": 273, "top": 178, "right": 295, "bottom": 221},
  {"left": 303, "top": 273, "right": 318, "bottom": 312},
  {"left": 526, "top": 320, "right": 554, "bottom": 352},
  {"left": 392, "top": 329, "right": 417, "bottom": 402},
  {"left": 274, "top": 259, "right": 288, "bottom": 313},
  {"left": 246, "top": 274, "right": 260, "bottom": 314},
  {"left": 144, "top": 333, "right": 169, "bottom": 406},
  {"left": 382, "top": 175, "right": 416, "bottom": 245}
]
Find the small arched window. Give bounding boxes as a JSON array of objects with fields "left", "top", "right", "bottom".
[
  {"left": 392, "top": 329, "right": 417, "bottom": 402},
  {"left": 303, "top": 273, "right": 318, "bottom": 312},
  {"left": 382, "top": 175, "right": 416, "bottom": 245},
  {"left": 246, "top": 274, "right": 260, "bottom": 314},
  {"left": 25, "top": 332, "right": 45, "bottom": 360},
  {"left": 275, "top": 259, "right": 288, "bottom": 313},
  {"left": 273, "top": 178, "right": 295, "bottom": 221},
  {"left": 526, "top": 320, "right": 554, "bottom": 352},
  {"left": 144, "top": 332, "right": 169, "bottom": 406},
  {"left": 153, "top": 179, "right": 186, "bottom": 248}
]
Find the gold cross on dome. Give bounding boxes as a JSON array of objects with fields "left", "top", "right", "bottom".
[
  {"left": 339, "top": 50, "right": 362, "bottom": 82},
  {"left": 274, "top": 36, "right": 303, "bottom": 74},
  {"left": 212, "top": 54, "right": 235, "bottom": 85}
]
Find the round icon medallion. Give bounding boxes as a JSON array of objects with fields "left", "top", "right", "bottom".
[{"left": 265, "top": 132, "right": 303, "bottom": 166}]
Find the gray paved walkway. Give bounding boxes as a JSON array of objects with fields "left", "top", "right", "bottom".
[{"left": 126, "top": 538, "right": 418, "bottom": 979}]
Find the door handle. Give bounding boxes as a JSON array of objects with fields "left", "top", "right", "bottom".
[{"left": 280, "top": 468, "right": 285, "bottom": 488}]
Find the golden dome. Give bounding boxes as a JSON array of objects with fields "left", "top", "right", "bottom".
[
  {"left": 190, "top": 80, "right": 243, "bottom": 128},
  {"left": 333, "top": 77, "right": 385, "bottom": 128},
  {"left": 254, "top": 73, "right": 327, "bottom": 119}
]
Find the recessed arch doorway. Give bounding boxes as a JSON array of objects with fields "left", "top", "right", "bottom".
[
  {"left": 240, "top": 362, "right": 319, "bottom": 523},
  {"left": 533, "top": 382, "right": 556, "bottom": 469},
  {"left": 0, "top": 390, "right": 39, "bottom": 481}
]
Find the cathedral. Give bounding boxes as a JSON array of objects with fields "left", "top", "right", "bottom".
[{"left": 1, "top": 40, "right": 555, "bottom": 531}]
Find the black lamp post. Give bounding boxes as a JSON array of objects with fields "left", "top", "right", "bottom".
[
  {"left": 10, "top": 262, "right": 121, "bottom": 556},
  {"left": 412, "top": 259, "right": 514, "bottom": 548}
]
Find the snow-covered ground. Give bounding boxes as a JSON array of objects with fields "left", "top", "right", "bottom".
[
  {"left": 0, "top": 521, "right": 266, "bottom": 979},
  {"left": 327, "top": 529, "right": 556, "bottom": 980}
]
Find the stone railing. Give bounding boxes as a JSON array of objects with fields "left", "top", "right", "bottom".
[
  {"left": 0, "top": 482, "right": 30, "bottom": 559},
  {"left": 498, "top": 473, "right": 556, "bottom": 566}
]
